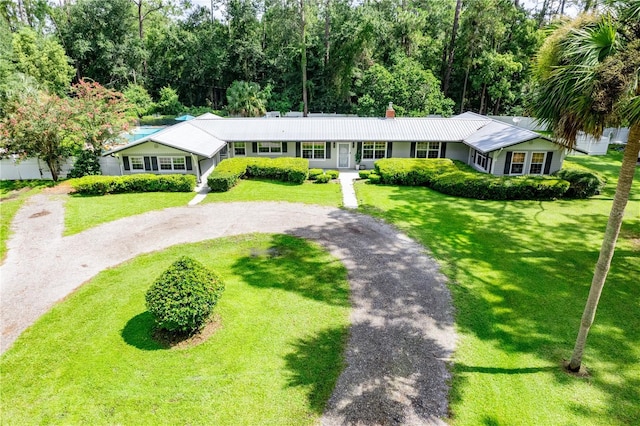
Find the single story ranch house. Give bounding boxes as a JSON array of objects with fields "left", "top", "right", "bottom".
[{"left": 105, "top": 108, "right": 568, "bottom": 183}]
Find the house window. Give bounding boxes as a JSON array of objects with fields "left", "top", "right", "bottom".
[
  {"left": 234, "top": 142, "right": 246, "bottom": 156},
  {"left": 474, "top": 151, "right": 488, "bottom": 171},
  {"left": 302, "top": 142, "right": 326, "bottom": 159},
  {"left": 130, "top": 156, "right": 144, "bottom": 170},
  {"left": 258, "top": 142, "right": 282, "bottom": 154},
  {"left": 529, "top": 152, "right": 546, "bottom": 174},
  {"left": 362, "top": 142, "right": 386, "bottom": 159},
  {"left": 159, "top": 156, "right": 186, "bottom": 171},
  {"left": 416, "top": 142, "right": 440, "bottom": 158},
  {"left": 510, "top": 152, "right": 526, "bottom": 174}
]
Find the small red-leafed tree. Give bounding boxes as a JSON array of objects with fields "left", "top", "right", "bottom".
[
  {"left": 71, "top": 79, "right": 133, "bottom": 152},
  {"left": 0, "top": 90, "right": 79, "bottom": 181}
]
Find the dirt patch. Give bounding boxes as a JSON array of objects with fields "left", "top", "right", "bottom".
[
  {"left": 29, "top": 210, "right": 50, "bottom": 218},
  {"left": 0, "top": 187, "right": 30, "bottom": 202},
  {"left": 152, "top": 315, "right": 222, "bottom": 349},
  {"left": 42, "top": 182, "right": 74, "bottom": 195}
]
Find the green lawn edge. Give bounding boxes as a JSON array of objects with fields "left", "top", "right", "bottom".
[
  {"left": 355, "top": 150, "right": 640, "bottom": 425},
  {"left": 0, "top": 234, "right": 350, "bottom": 425}
]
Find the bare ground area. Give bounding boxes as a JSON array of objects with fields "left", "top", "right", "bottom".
[{"left": 0, "top": 194, "right": 456, "bottom": 425}]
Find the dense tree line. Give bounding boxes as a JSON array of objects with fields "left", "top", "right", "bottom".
[{"left": 0, "top": 0, "right": 608, "bottom": 117}]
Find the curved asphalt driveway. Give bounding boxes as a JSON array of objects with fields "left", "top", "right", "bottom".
[{"left": 1, "top": 194, "right": 456, "bottom": 425}]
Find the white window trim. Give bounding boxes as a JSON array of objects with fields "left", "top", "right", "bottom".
[
  {"left": 528, "top": 151, "right": 547, "bottom": 175},
  {"left": 302, "top": 142, "right": 327, "bottom": 160},
  {"left": 474, "top": 150, "right": 489, "bottom": 171},
  {"left": 129, "top": 156, "right": 145, "bottom": 172},
  {"left": 258, "top": 142, "right": 283, "bottom": 154},
  {"left": 233, "top": 142, "right": 246, "bottom": 156},
  {"left": 509, "top": 152, "right": 527, "bottom": 175},
  {"left": 362, "top": 142, "right": 387, "bottom": 160},
  {"left": 416, "top": 142, "right": 441, "bottom": 159},
  {"left": 158, "top": 156, "right": 186, "bottom": 171}
]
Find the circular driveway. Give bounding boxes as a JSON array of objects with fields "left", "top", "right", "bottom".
[{"left": 1, "top": 194, "right": 456, "bottom": 425}]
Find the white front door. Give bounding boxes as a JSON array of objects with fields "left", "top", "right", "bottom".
[{"left": 338, "top": 143, "right": 350, "bottom": 168}]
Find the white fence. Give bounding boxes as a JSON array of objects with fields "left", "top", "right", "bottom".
[{"left": 0, "top": 156, "right": 121, "bottom": 180}]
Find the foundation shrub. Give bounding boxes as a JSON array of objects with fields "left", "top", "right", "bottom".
[
  {"left": 72, "top": 174, "right": 195, "bottom": 195},
  {"left": 207, "top": 158, "right": 248, "bottom": 192},
  {"left": 308, "top": 168, "right": 324, "bottom": 180},
  {"left": 245, "top": 158, "right": 309, "bottom": 184},
  {"left": 359, "top": 170, "right": 373, "bottom": 179},
  {"left": 374, "top": 158, "right": 457, "bottom": 186},
  {"left": 326, "top": 170, "right": 339, "bottom": 179},
  {"left": 368, "top": 173, "right": 382, "bottom": 184},
  {"left": 145, "top": 256, "right": 225, "bottom": 333},
  {"left": 554, "top": 164, "right": 606, "bottom": 198},
  {"left": 314, "top": 173, "right": 331, "bottom": 183}
]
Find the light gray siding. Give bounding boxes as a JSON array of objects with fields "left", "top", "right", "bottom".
[
  {"left": 491, "top": 139, "right": 566, "bottom": 176},
  {"left": 446, "top": 143, "right": 470, "bottom": 162}
]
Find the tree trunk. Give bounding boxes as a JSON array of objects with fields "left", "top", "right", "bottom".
[
  {"left": 460, "top": 64, "right": 470, "bottom": 114},
  {"left": 300, "top": 0, "right": 308, "bottom": 117},
  {"left": 324, "top": 0, "right": 330, "bottom": 68},
  {"left": 442, "top": 0, "right": 462, "bottom": 96},
  {"left": 479, "top": 83, "right": 487, "bottom": 114},
  {"left": 568, "top": 123, "right": 640, "bottom": 371},
  {"left": 45, "top": 157, "right": 60, "bottom": 182}
]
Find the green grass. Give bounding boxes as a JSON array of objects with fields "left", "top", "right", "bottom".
[
  {"left": 0, "top": 180, "right": 54, "bottom": 260},
  {"left": 355, "top": 150, "right": 640, "bottom": 425},
  {"left": 203, "top": 179, "right": 343, "bottom": 206},
  {"left": 64, "top": 192, "right": 194, "bottom": 235},
  {"left": 0, "top": 234, "right": 350, "bottom": 424}
]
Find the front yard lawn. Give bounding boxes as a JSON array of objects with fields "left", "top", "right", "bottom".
[
  {"left": 356, "top": 150, "right": 640, "bottom": 425},
  {"left": 0, "top": 234, "right": 350, "bottom": 424},
  {"left": 203, "top": 179, "right": 342, "bottom": 206},
  {"left": 64, "top": 192, "right": 194, "bottom": 235}
]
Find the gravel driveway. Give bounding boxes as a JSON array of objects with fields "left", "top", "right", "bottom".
[{"left": 1, "top": 194, "right": 456, "bottom": 425}]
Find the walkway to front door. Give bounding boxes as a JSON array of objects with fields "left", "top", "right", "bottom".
[{"left": 339, "top": 170, "right": 359, "bottom": 209}]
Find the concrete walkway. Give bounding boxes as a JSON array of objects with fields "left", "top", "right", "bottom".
[
  {"left": 339, "top": 170, "right": 360, "bottom": 208},
  {"left": 1, "top": 195, "right": 456, "bottom": 425}
]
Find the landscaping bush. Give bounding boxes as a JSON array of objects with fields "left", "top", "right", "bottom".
[
  {"left": 308, "top": 168, "right": 324, "bottom": 180},
  {"left": 431, "top": 171, "right": 569, "bottom": 200},
  {"left": 554, "top": 163, "right": 606, "bottom": 198},
  {"left": 326, "top": 170, "right": 339, "bottom": 179},
  {"left": 145, "top": 256, "right": 225, "bottom": 333},
  {"left": 71, "top": 174, "right": 196, "bottom": 195},
  {"left": 359, "top": 170, "right": 373, "bottom": 179},
  {"left": 208, "top": 158, "right": 309, "bottom": 191},
  {"left": 68, "top": 150, "right": 102, "bottom": 178},
  {"left": 370, "top": 158, "right": 570, "bottom": 200},
  {"left": 375, "top": 158, "right": 458, "bottom": 186},
  {"left": 368, "top": 173, "right": 382, "bottom": 184},
  {"left": 315, "top": 173, "right": 331, "bottom": 183}
]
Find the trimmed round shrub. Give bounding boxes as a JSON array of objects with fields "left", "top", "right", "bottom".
[
  {"left": 368, "top": 173, "right": 382, "bottom": 184},
  {"left": 554, "top": 164, "right": 606, "bottom": 198},
  {"left": 326, "top": 170, "right": 339, "bottom": 179},
  {"left": 145, "top": 256, "right": 225, "bottom": 333},
  {"left": 315, "top": 173, "right": 331, "bottom": 183},
  {"left": 358, "top": 169, "right": 373, "bottom": 179},
  {"left": 308, "top": 168, "right": 324, "bottom": 180}
]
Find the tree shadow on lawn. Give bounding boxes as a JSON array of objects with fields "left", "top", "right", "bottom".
[
  {"left": 230, "top": 234, "right": 350, "bottom": 307},
  {"left": 360, "top": 185, "right": 640, "bottom": 423},
  {"left": 121, "top": 311, "right": 165, "bottom": 351}
]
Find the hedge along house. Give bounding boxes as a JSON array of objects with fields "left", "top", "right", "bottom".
[{"left": 104, "top": 109, "right": 568, "bottom": 182}]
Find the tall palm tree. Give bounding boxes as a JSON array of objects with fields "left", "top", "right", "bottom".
[{"left": 531, "top": 4, "right": 640, "bottom": 372}]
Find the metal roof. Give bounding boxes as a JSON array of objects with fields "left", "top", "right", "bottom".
[
  {"left": 106, "top": 120, "right": 227, "bottom": 157},
  {"left": 189, "top": 116, "right": 489, "bottom": 142},
  {"left": 105, "top": 112, "right": 557, "bottom": 158}
]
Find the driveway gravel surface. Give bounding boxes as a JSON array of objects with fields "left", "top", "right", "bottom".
[{"left": 1, "top": 194, "right": 456, "bottom": 425}]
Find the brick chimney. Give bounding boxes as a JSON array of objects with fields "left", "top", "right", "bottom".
[{"left": 385, "top": 102, "right": 395, "bottom": 119}]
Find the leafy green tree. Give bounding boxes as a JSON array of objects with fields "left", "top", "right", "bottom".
[
  {"left": 0, "top": 90, "right": 79, "bottom": 181},
  {"left": 226, "top": 80, "right": 268, "bottom": 117},
  {"left": 123, "top": 83, "right": 155, "bottom": 117},
  {"left": 225, "top": 0, "right": 264, "bottom": 83},
  {"left": 10, "top": 27, "right": 74, "bottom": 95},
  {"left": 531, "top": 6, "right": 640, "bottom": 372},
  {"left": 53, "top": 0, "right": 144, "bottom": 88},
  {"left": 154, "top": 86, "right": 184, "bottom": 115}
]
